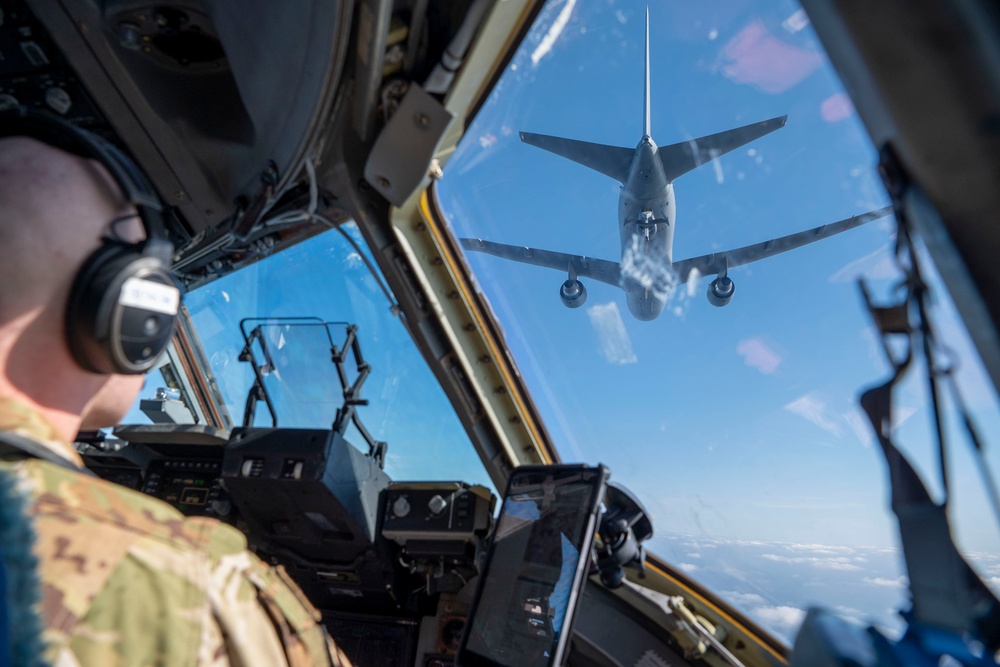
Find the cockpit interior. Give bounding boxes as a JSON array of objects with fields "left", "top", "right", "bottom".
[{"left": 4, "top": 0, "right": 1000, "bottom": 665}]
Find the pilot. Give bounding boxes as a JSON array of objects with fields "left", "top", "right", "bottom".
[{"left": 0, "top": 112, "right": 353, "bottom": 666}]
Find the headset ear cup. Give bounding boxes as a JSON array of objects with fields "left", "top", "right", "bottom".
[
  {"left": 66, "top": 241, "right": 180, "bottom": 374},
  {"left": 1, "top": 107, "right": 182, "bottom": 373}
]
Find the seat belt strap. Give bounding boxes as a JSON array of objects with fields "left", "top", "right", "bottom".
[{"left": 0, "top": 431, "right": 92, "bottom": 475}]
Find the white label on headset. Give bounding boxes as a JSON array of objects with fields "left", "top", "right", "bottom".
[{"left": 119, "top": 277, "right": 181, "bottom": 315}]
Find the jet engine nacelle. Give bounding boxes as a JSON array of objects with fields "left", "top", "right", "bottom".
[
  {"left": 707, "top": 276, "right": 735, "bottom": 307},
  {"left": 560, "top": 279, "right": 587, "bottom": 308}
]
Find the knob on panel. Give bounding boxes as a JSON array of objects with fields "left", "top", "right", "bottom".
[
  {"left": 392, "top": 494, "right": 411, "bottom": 517},
  {"left": 428, "top": 494, "right": 448, "bottom": 515}
]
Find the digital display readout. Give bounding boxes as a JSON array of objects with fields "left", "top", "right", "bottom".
[{"left": 141, "top": 459, "right": 225, "bottom": 516}]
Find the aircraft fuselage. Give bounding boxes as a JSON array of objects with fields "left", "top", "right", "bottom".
[{"left": 618, "top": 135, "right": 676, "bottom": 321}]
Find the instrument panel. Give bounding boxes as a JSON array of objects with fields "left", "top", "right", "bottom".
[{"left": 80, "top": 424, "right": 496, "bottom": 667}]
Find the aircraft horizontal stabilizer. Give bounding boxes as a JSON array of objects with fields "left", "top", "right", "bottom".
[
  {"left": 659, "top": 116, "right": 788, "bottom": 181},
  {"left": 520, "top": 132, "right": 635, "bottom": 183},
  {"left": 460, "top": 238, "right": 622, "bottom": 288},
  {"left": 671, "top": 206, "right": 894, "bottom": 282}
]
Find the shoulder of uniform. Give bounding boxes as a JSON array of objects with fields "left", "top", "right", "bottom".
[
  {"left": 9, "top": 457, "right": 249, "bottom": 555},
  {"left": 4, "top": 458, "right": 352, "bottom": 666}
]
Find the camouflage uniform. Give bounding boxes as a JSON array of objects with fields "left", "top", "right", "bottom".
[{"left": 0, "top": 397, "right": 353, "bottom": 667}]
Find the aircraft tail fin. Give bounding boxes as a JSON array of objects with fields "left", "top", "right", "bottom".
[
  {"left": 520, "top": 132, "right": 635, "bottom": 183},
  {"left": 658, "top": 115, "right": 787, "bottom": 181},
  {"left": 643, "top": 5, "right": 650, "bottom": 138}
]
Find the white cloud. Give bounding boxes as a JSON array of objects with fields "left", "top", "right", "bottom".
[
  {"left": 761, "top": 554, "right": 862, "bottom": 571},
  {"left": 863, "top": 576, "right": 907, "bottom": 588},
  {"left": 786, "top": 544, "right": 857, "bottom": 554},
  {"left": 721, "top": 591, "right": 768, "bottom": 607},
  {"left": 752, "top": 606, "right": 807, "bottom": 633},
  {"left": 784, "top": 394, "right": 843, "bottom": 437},
  {"left": 531, "top": 0, "right": 577, "bottom": 65},
  {"left": 686, "top": 541, "right": 717, "bottom": 549},
  {"left": 831, "top": 606, "right": 869, "bottom": 626},
  {"left": 718, "top": 589, "right": 807, "bottom": 640},
  {"left": 679, "top": 563, "right": 699, "bottom": 573},
  {"left": 587, "top": 302, "right": 638, "bottom": 365},
  {"left": 818, "top": 562, "right": 865, "bottom": 571},
  {"left": 974, "top": 558, "right": 1000, "bottom": 577},
  {"left": 736, "top": 337, "right": 783, "bottom": 374}
]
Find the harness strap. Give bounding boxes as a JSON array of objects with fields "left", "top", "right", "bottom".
[{"left": 0, "top": 431, "right": 93, "bottom": 475}]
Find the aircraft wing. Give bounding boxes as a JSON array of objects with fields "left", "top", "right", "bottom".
[
  {"left": 658, "top": 115, "right": 788, "bottom": 181},
  {"left": 460, "top": 238, "right": 622, "bottom": 288},
  {"left": 671, "top": 206, "right": 894, "bottom": 281}
]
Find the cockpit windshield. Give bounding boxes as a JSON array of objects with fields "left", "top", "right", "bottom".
[
  {"left": 433, "top": 0, "right": 1000, "bottom": 643},
  {"left": 125, "top": 223, "right": 494, "bottom": 487}
]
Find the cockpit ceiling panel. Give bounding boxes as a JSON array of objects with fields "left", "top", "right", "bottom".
[{"left": 26, "top": 0, "right": 347, "bottom": 235}]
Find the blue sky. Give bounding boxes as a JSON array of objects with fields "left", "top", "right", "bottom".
[{"left": 436, "top": 0, "right": 1000, "bottom": 638}]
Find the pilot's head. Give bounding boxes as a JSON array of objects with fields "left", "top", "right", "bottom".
[{"left": 0, "top": 110, "right": 179, "bottom": 438}]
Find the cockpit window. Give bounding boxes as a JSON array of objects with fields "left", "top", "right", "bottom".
[
  {"left": 125, "top": 223, "right": 493, "bottom": 488},
  {"left": 435, "top": 0, "right": 1000, "bottom": 643}
]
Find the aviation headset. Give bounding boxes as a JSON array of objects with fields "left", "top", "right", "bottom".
[{"left": 0, "top": 106, "right": 181, "bottom": 375}]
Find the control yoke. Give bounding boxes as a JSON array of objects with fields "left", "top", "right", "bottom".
[{"left": 596, "top": 483, "right": 654, "bottom": 588}]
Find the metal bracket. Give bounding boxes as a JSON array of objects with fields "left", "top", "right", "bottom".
[{"left": 364, "top": 84, "right": 454, "bottom": 206}]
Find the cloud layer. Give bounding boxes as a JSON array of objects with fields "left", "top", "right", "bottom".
[{"left": 655, "top": 534, "right": 913, "bottom": 643}]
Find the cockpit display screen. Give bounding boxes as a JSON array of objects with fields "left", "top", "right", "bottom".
[{"left": 457, "top": 464, "right": 608, "bottom": 667}]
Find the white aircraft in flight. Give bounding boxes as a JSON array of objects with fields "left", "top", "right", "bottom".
[{"left": 461, "top": 8, "right": 891, "bottom": 321}]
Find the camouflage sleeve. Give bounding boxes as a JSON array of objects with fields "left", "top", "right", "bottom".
[
  {"left": 199, "top": 522, "right": 354, "bottom": 667},
  {"left": 6, "top": 458, "right": 353, "bottom": 667}
]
